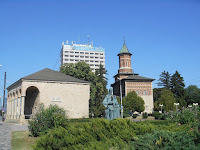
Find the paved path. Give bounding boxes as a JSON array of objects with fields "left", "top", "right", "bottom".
[{"left": 0, "top": 116, "right": 28, "bottom": 150}]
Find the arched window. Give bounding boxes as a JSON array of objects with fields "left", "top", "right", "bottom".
[
  {"left": 126, "top": 61, "right": 128, "bottom": 66},
  {"left": 140, "top": 91, "right": 143, "bottom": 95},
  {"left": 121, "top": 60, "right": 124, "bottom": 67},
  {"left": 147, "top": 91, "right": 150, "bottom": 95}
]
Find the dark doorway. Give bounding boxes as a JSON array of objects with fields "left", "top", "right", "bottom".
[{"left": 24, "top": 86, "right": 40, "bottom": 119}]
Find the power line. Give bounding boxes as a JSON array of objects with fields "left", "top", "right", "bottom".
[{"left": 53, "top": 50, "right": 62, "bottom": 70}]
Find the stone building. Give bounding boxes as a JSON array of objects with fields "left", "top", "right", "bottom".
[
  {"left": 111, "top": 42, "right": 155, "bottom": 113},
  {"left": 6, "top": 68, "right": 90, "bottom": 124}
]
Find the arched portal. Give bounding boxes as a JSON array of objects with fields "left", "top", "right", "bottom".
[{"left": 24, "top": 86, "right": 40, "bottom": 119}]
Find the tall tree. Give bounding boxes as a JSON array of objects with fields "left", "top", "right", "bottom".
[
  {"left": 185, "top": 85, "right": 200, "bottom": 105},
  {"left": 123, "top": 91, "right": 145, "bottom": 113},
  {"left": 170, "top": 71, "right": 185, "bottom": 98},
  {"left": 157, "top": 88, "right": 176, "bottom": 112},
  {"left": 157, "top": 71, "right": 171, "bottom": 89},
  {"left": 95, "top": 63, "right": 108, "bottom": 95},
  {"left": 153, "top": 88, "right": 164, "bottom": 111}
]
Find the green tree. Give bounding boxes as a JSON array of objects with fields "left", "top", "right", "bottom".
[
  {"left": 157, "top": 88, "right": 176, "bottom": 112},
  {"left": 157, "top": 71, "right": 171, "bottom": 89},
  {"left": 123, "top": 91, "right": 145, "bottom": 113},
  {"left": 60, "top": 62, "right": 107, "bottom": 117},
  {"left": 91, "top": 64, "right": 109, "bottom": 116},
  {"left": 153, "top": 88, "right": 163, "bottom": 102},
  {"left": 95, "top": 63, "right": 108, "bottom": 95},
  {"left": 185, "top": 85, "right": 200, "bottom": 105},
  {"left": 170, "top": 71, "right": 185, "bottom": 98}
]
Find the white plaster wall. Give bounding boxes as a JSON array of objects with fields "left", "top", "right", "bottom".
[
  {"left": 22, "top": 81, "right": 90, "bottom": 118},
  {"left": 140, "top": 95, "right": 154, "bottom": 113}
]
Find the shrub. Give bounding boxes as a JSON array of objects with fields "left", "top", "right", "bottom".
[
  {"left": 123, "top": 113, "right": 131, "bottom": 118},
  {"left": 34, "top": 118, "right": 158, "bottom": 149},
  {"left": 160, "top": 113, "right": 168, "bottom": 120},
  {"left": 167, "top": 109, "right": 197, "bottom": 124},
  {"left": 28, "top": 104, "right": 68, "bottom": 137},
  {"left": 142, "top": 112, "right": 148, "bottom": 119},
  {"left": 33, "top": 118, "right": 200, "bottom": 149},
  {"left": 129, "top": 130, "right": 197, "bottom": 150},
  {"left": 153, "top": 111, "right": 162, "bottom": 119},
  {"left": 132, "top": 114, "right": 138, "bottom": 118}
]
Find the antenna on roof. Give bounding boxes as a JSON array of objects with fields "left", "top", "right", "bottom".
[
  {"left": 123, "top": 36, "right": 125, "bottom": 43},
  {"left": 78, "top": 35, "right": 80, "bottom": 44},
  {"left": 87, "top": 34, "right": 90, "bottom": 45}
]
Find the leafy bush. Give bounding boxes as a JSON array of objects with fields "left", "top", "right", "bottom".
[
  {"left": 132, "top": 114, "right": 138, "bottom": 118},
  {"left": 28, "top": 104, "right": 68, "bottom": 137},
  {"left": 142, "top": 112, "right": 148, "bottom": 119},
  {"left": 160, "top": 113, "right": 168, "bottom": 120},
  {"left": 34, "top": 118, "right": 157, "bottom": 149},
  {"left": 128, "top": 130, "right": 197, "bottom": 150},
  {"left": 33, "top": 117, "right": 200, "bottom": 149},
  {"left": 166, "top": 109, "right": 198, "bottom": 124},
  {"left": 153, "top": 111, "right": 162, "bottom": 119},
  {"left": 123, "top": 113, "right": 131, "bottom": 118}
]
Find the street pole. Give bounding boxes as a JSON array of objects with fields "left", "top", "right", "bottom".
[
  {"left": 2, "top": 72, "right": 6, "bottom": 121},
  {"left": 193, "top": 103, "right": 198, "bottom": 110},
  {"left": 159, "top": 104, "right": 163, "bottom": 113},
  {"left": 174, "top": 103, "right": 179, "bottom": 111},
  {"left": 119, "top": 78, "right": 123, "bottom": 118},
  {"left": 3, "top": 72, "right": 6, "bottom": 108}
]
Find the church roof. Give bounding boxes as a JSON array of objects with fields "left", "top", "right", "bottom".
[
  {"left": 119, "top": 42, "right": 132, "bottom": 55},
  {"left": 122, "top": 74, "right": 155, "bottom": 81},
  {"left": 7, "top": 68, "right": 89, "bottom": 89},
  {"left": 22, "top": 68, "right": 89, "bottom": 83}
]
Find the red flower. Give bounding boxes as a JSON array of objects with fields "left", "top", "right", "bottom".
[
  {"left": 178, "top": 123, "right": 181, "bottom": 125},
  {"left": 191, "top": 128, "right": 193, "bottom": 130}
]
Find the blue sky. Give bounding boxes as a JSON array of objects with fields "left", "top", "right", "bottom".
[{"left": 0, "top": 0, "right": 200, "bottom": 101}]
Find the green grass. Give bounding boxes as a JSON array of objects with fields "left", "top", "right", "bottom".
[{"left": 11, "top": 131, "right": 38, "bottom": 150}]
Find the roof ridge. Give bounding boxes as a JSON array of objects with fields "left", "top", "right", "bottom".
[{"left": 22, "top": 68, "right": 89, "bottom": 83}]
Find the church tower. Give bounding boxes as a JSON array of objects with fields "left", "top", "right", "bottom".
[
  {"left": 118, "top": 42, "right": 133, "bottom": 74},
  {"left": 111, "top": 42, "right": 155, "bottom": 113}
]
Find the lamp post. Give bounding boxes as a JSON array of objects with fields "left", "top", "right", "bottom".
[
  {"left": 174, "top": 103, "right": 179, "bottom": 111},
  {"left": 117, "top": 77, "right": 123, "bottom": 118},
  {"left": 0, "top": 65, "right": 6, "bottom": 121},
  {"left": 159, "top": 104, "right": 163, "bottom": 113},
  {"left": 188, "top": 105, "right": 192, "bottom": 110},
  {"left": 193, "top": 103, "right": 198, "bottom": 110}
]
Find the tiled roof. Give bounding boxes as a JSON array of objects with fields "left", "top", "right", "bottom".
[
  {"left": 119, "top": 42, "right": 131, "bottom": 54},
  {"left": 22, "top": 68, "right": 89, "bottom": 83},
  {"left": 123, "top": 75, "right": 155, "bottom": 81}
]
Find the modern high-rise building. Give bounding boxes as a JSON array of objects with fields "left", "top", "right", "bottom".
[{"left": 61, "top": 41, "right": 105, "bottom": 72}]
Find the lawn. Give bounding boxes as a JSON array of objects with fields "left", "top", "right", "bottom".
[{"left": 11, "top": 131, "right": 38, "bottom": 150}]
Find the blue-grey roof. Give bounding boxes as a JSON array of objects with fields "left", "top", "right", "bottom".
[
  {"left": 124, "top": 75, "right": 154, "bottom": 81},
  {"left": 22, "top": 68, "right": 89, "bottom": 83},
  {"left": 7, "top": 68, "right": 89, "bottom": 90}
]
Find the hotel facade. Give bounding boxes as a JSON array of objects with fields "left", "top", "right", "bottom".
[{"left": 61, "top": 41, "right": 105, "bottom": 72}]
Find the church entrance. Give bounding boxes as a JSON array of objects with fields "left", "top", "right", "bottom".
[{"left": 24, "top": 86, "right": 40, "bottom": 119}]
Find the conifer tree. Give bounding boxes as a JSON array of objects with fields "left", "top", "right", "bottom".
[
  {"left": 170, "top": 70, "right": 185, "bottom": 98},
  {"left": 157, "top": 71, "right": 171, "bottom": 89}
]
